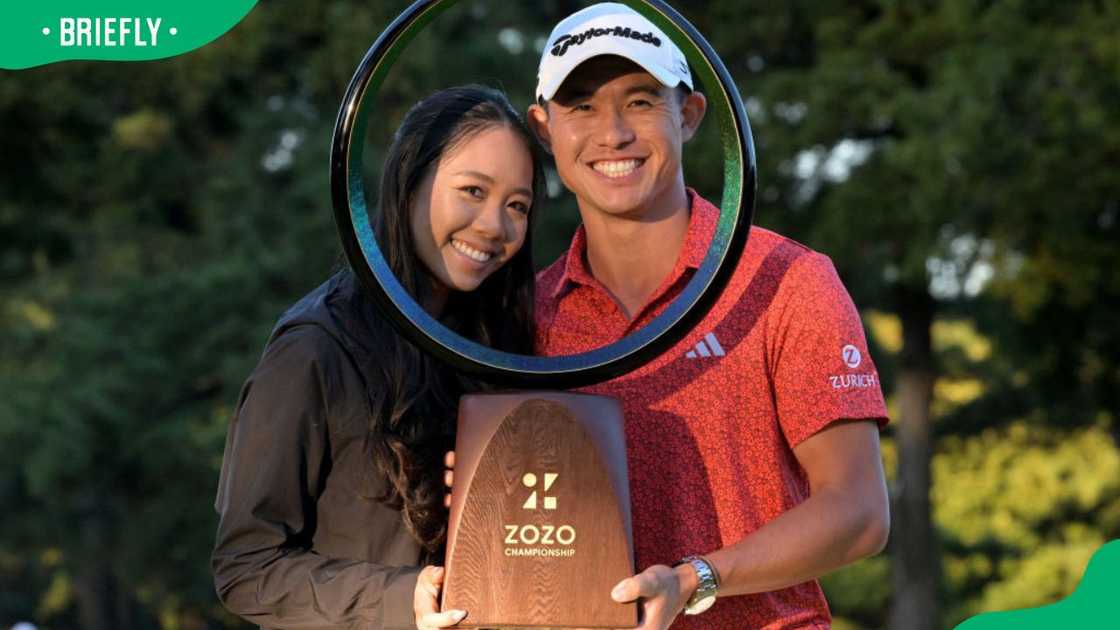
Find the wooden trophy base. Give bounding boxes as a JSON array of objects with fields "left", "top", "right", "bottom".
[{"left": 442, "top": 391, "right": 637, "bottom": 628}]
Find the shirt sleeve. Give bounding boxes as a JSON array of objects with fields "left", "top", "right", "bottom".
[
  {"left": 767, "top": 253, "right": 889, "bottom": 448},
  {"left": 212, "top": 325, "right": 421, "bottom": 630}
]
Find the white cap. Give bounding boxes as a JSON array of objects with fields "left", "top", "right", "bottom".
[{"left": 535, "top": 2, "right": 692, "bottom": 102}]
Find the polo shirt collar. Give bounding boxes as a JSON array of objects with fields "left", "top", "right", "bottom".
[{"left": 551, "top": 188, "right": 719, "bottom": 299}]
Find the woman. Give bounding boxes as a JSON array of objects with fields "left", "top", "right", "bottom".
[{"left": 212, "top": 86, "right": 545, "bottom": 630}]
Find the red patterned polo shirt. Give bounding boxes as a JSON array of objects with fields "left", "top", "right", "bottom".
[{"left": 534, "top": 191, "right": 889, "bottom": 629}]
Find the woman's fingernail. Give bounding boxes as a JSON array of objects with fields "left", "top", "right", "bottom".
[
  {"left": 452, "top": 610, "right": 466, "bottom": 620},
  {"left": 611, "top": 582, "right": 626, "bottom": 600}
]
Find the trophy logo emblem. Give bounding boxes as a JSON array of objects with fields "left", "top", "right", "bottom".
[{"left": 522, "top": 472, "right": 559, "bottom": 510}]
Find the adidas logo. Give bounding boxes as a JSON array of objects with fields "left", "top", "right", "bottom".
[{"left": 685, "top": 332, "right": 725, "bottom": 359}]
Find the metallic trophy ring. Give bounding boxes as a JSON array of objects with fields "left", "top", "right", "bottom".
[{"left": 330, "top": 0, "right": 756, "bottom": 389}]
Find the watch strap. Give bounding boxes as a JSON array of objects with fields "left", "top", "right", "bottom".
[{"left": 677, "top": 555, "right": 719, "bottom": 615}]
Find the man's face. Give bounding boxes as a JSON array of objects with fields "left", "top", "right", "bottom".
[{"left": 529, "top": 55, "right": 705, "bottom": 219}]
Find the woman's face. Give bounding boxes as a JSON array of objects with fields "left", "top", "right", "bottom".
[{"left": 411, "top": 125, "right": 534, "bottom": 296}]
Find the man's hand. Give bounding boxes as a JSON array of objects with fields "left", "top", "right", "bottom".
[
  {"left": 413, "top": 565, "right": 466, "bottom": 629},
  {"left": 610, "top": 564, "right": 697, "bottom": 630}
]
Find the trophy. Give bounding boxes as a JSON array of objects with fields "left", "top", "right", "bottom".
[
  {"left": 443, "top": 392, "right": 634, "bottom": 627},
  {"left": 329, "top": 0, "right": 756, "bottom": 626}
]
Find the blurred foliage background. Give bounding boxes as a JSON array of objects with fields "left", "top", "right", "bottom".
[{"left": 1, "top": 1, "right": 1117, "bottom": 628}]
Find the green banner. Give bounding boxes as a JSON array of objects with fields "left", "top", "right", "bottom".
[
  {"left": 956, "top": 540, "right": 1118, "bottom": 628},
  {"left": 0, "top": 1, "right": 258, "bottom": 69}
]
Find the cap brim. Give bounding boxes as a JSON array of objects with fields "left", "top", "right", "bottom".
[{"left": 538, "top": 47, "right": 686, "bottom": 101}]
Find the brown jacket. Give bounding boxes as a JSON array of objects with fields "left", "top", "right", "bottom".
[{"left": 213, "top": 272, "right": 442, "bottom": 629}]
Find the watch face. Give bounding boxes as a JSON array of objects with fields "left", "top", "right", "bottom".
[{"left": 688, "top": 594, "right": 716, "bottom": 615}]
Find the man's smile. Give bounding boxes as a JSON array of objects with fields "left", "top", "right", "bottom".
[{"left": 590, "top": 158, "right": 646, "bottom": 179}]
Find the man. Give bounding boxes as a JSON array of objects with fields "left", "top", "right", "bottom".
[{"left": 526, "top": 4, "right": 890, "bottom": 628}]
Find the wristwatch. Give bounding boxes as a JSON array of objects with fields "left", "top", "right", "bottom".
[{"left": 676, "top": 555, "right": 719, "bottom": 615}]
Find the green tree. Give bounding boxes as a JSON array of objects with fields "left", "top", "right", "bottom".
[{"left": 695, "top": 0, "right": 1120, "bottom": 627}]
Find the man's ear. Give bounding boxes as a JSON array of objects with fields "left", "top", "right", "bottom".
[
  {"left": 527, "top": 103, "right": 553, "bottom": 155},
  {"left": 680, "top": 90, "right": 707, "bottom": 143}
]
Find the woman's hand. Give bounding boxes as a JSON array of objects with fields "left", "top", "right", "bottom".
[
  {"left": 443, "top": 451, "right": 455, "bottom": 508},
  {"left": 413, "top": 565, "right": 466, "bottom": 629}
]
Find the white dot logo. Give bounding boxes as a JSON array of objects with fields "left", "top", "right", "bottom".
[
  {"left": 522, "top": 471, "right": 558, "bottom": 510},
  {"left": 842, "top": 344, "right": 862, "bottom": 369}
]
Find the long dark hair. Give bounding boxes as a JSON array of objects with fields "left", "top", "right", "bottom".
[{"left": 365, "top": 85, "right": 545, "bottom": 553}]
